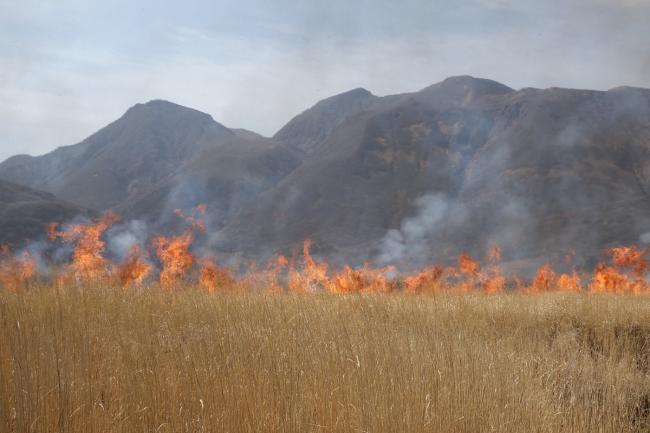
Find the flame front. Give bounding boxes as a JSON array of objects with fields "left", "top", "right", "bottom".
[{"left": 7, "top": 206, "right": 650, "bottom": 296}]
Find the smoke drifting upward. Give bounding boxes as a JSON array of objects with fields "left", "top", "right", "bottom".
[
  {"left": 107, "top": 220, "right": 149, "bottom": 262},
  {"left": 377, "top": 194, "right": 450, "bottom": 267}
]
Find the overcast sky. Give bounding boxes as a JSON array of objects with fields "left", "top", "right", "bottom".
[{"left": 1, "top": 0, "right": 649, "bottom": 162}]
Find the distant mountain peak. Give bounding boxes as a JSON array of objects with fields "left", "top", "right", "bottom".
[
  {"left": 0, "top": 98, "right": 237, "bottom": 210},
  {"left": 331, "top": 87, "right": 374, "bottom": 99},
  {"left": 415, "top": 75, "right": 515, "bottom": 108},
  {"left": 123, "top": 99, "right": 218, "bottom": 124},
  {"left": 417, "top": 76, "right": 514, "bottom": 107},
  {"left": 274, "top": 87, "right": 377, "bottom": 154},
  {"left": 305, "top": 87, "right": 374, "bottom": 108},
  {"left": 608, "top": 85, "right": 650, "bottom": 95},
  {"left": 438, "top": 75, "right": 513, "bottom": 91}
]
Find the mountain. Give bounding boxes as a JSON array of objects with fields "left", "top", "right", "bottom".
[
  {"left": 218, "top": 78, "right": 650, "bottom": 269},
  {"left": 3, "top": 77, "right": 650, "bottom": 270},
  {"left": 115, "top": 133, "right": 301, "bottom": 233},
  {"left": 0, "top": 99, "right": 302, "bottom": 236},
  {"left": 274, "top": 87, "right": 379, "bottom": 154},
  {"left": 0, "top": 180, "right": 87, "bottom": 248},
  {"left": 0, "top": 100, "right": 234, "bottom": 210}
]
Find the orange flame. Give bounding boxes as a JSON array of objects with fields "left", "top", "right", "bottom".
[
  {"left": 289, "top": 240, "right": 329, "bottom": 292},
  {"left": 608, "top": 246, "right": 649, "bottom": 277},
  {"left": 329, "top": 264, "right": 395, "bottom": 294},
  {"left": 527, "top": 264, "right": 557, "bottom": 293},
  {"left": 487, "top": 245, "right": 502, "bottom": 263},
  {"left": 117, "top": 245, "right": 151, "bottom": 288},
  {"left": 587, "top": 247, "right": 649, "bottom": 294},
  {"left": 480, "top": 247, "right": 505, "bottom": 294},
  {"left": 403, "top": 266, "right": 444, "bottom": 293},
  {"left": 556, "top": 271, "right": 581, "bottom": 292},
  {"left": 0, "top": 247, "right": 36, "bottom": 292},
  {"left": 48, "top": 212, "right": 119, "bottom": 282},
  {"left": 20, "top": 205, "right": 650, "bottom": 296},
  {"left": 152, "top": 204, "right": 209, "bottom": 287},
  {"left": 174, "top": 204, "right": 208, "bottom": 233},
  {"left": 152, "top": 230, "right": 195, "bottom": 287},
  {"left": 589, "top": 263, "right": 631, "bottom": 294},
  {"left": 199, "top": 258, "right": 234, "bottom": 292},
  {"left": 455, "top": 255, "right": 480, "bottom": 292},
  {"left": 482, "top": 274, "right": 506, "bottom": 294},
  {"left": 458, "top": 254, "right": 480, "bottom": 276}
]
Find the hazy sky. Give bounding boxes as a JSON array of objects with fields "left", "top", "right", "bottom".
[{"left": 1, "top": 0, "right": 649, "bottom": 162}]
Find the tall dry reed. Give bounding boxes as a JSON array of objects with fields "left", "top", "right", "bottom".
[{"left": 2, "top": 286, "right": 650, "bottom": 432}]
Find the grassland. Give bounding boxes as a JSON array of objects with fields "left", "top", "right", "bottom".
[{"left": 2, "top": 287, "right": 650, "bottom": 432}]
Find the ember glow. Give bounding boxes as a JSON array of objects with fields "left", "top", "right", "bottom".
[{"left": 4, "top": 209, "right": 650, "bottom": 295}]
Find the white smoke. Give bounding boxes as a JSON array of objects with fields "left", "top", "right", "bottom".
[
  {"left": 377, "top": 193, "right": 449, "bottom": 265},
  {"left": 639, "top": 232, "right": 650, "bottom": 244},
  {"left": 107, "top": 220, "right": 149, "bottom": 261}
]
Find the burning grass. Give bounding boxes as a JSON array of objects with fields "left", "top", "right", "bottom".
[
  {"left": 2, "top": 288, "right": 650, "bottom": 432},
  {"left": 4, "top": 208, "right": 650, "bottom": 431},
  {"left": 5, "top": 208, "right": 650, "bottom": 294}
]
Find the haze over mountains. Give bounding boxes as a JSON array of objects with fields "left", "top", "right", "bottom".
[{"left": 2, "top": 76, "right": 650, "bottom": 271}]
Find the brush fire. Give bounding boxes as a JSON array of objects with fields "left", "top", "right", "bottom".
[
  {"left": 5, "top": 208, "right": 650, "bottom": 433},
  {"left": 2, "top": 205, "right": 650, "bottom": 295}
]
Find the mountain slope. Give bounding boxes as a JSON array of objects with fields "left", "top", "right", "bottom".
[
  {"left": 3, "top": 77, "right": 650, "bottom": 271},
  {"left": 0, "top": 180, "right": 87, "bottom": 247},
  {"left": 116, "top": 134, "right": 301, "bottom": 233},
  {"left": 219, "top": 78, "right": 650, "bottom": 269},
  {"left": 0, "top": 100, "right": 235, "bottom": 210},
  {"left": 274, "top": 87, "right": 379, "bottom": 154}
]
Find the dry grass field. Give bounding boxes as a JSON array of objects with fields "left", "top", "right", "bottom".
[{"left": 2, "top": 287, "right": 650, "bottom": 433}]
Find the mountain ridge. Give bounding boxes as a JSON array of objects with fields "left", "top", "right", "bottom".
[{"left": 2, "top": 75, "right": 650, "bottom": 270}]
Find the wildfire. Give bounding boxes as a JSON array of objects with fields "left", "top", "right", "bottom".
[
  {"left": 482, "top": 274, "right": 506, "bottom": 294},
  {"left": 174, "top": 205, "right": 208, "bottom": 233},
  {"left": 527, "top": 264, "right": 557, "bottom": 293},
  {"left": 6, "top": 205, "right": 650, "bottom": 296},
  {"left": 299, "top": 240, "right": 329, "bottom": 291},
  {"left": 556, "top": 271, "right": 581, "bottom": 292},
  {"left": 152, "top": 203, "right": 209, "bottom": 287},
  {"left": 587, "top": 247, "right": 649, "bottom": 294},
  {"left": 329, "top": 264, "right": 395, "bottom": 294},
  {"left": 403, "top": 266, "right": 444, "bottom": 293},
  {"left": 47, "top": 212, "right": 119, "bottom": 282},
  {"left": 487, "top": 245, "right": 502, "bottom": 263},
  {"left": 152, "top": 230, "right": 195, "bottom": 287},
  {"left": 0, "top": 246, "right": 36, "bottom": 292},
  {"left": 117, "top": 245, "right": 152, "bottom": 288},
  {"left": 199, "top": 258, "right": 234, "bottom": 292}
]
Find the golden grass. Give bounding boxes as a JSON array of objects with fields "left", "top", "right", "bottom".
[{"left": 2, "top": 287, "right": 650, "bottom": 432}]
